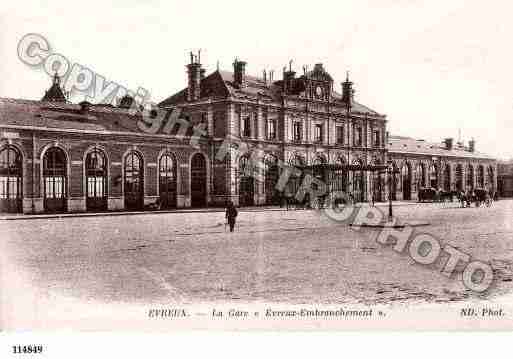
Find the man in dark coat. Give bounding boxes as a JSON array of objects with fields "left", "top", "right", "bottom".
[{"left": 225, "top": 201, "right": 238, "bottom": 232}]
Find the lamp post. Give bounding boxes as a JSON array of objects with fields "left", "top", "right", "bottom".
[{"left": 387, "top": 160, "right": 394, "bottom": 221}]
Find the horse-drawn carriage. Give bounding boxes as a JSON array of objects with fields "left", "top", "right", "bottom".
[
  {"left": 458, "top": 188, "right": 493, "bottom": 208},
  {"left": 418, "top": 187, "right": 455, "bottom": 202}
]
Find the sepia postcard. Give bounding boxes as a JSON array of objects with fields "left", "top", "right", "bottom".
[{"left": 1, "top": 0, "right": 513, "bottom": 342}]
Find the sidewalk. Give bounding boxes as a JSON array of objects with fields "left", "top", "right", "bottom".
[{"left": 0, "top": 200, "right": 431, "bottom": 221}]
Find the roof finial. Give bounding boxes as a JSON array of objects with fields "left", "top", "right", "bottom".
[
  {"left": 289, "top": 59, "right": 293, "bottom": 72},
  {"left": 189, "top": 51, "right": 194, "bottom": 64},
  {"left": 216, "top": 60, "right": 219, "bottom": 71},
  {"left": 198, "top": 49, "right": 201, "bottom": 63},
  {"left": 53, "top": 71, "right": 60, "bottom": 84},
  {"left": 346, "top": 70, "right": 350, "bottom": 82}
]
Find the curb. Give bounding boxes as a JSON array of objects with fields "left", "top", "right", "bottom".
[
  {"left": 349, "top": 220, "right": 431, "bottom": 228},
  {"left": 0, "top": 206, "right": 290, "bottom": 221},
  {"left": 0, "top": 200, "right": 440, "bottom": 221}
]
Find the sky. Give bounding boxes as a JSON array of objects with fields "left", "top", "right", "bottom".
[{"left": 1, "top": 0, "right": 512, "bottom": 158}]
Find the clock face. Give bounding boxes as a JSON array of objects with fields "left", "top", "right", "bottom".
[{"left": 315, "top": 85, "right": 323, "bottom": 98}]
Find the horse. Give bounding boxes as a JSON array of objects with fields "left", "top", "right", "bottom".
[
  {"left": 438, "top": 190, "right": 455, "bottom": 202},
  {"left": 472, "top": 188, "right": 488, "bottom": 207},
  {"left": 455, "top": 191, "right": 471, "bottom": 208},
  {"left": 418, "top": 187, "right": 437, "bottom": 202}
]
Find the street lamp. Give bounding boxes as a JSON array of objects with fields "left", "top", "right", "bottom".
[{"left": 387, "top": 160, "right": 394, "bottom": 221}]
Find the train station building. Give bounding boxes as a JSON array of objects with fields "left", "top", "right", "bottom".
[
  {"left": 0, "top": 54, "right": 497, "bottom": 213},
  {"left": 387, "top": 135, "right": 497, "bottom": 201}
]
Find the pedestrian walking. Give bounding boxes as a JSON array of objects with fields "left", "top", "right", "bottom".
[{"left": 225, "top": 200, "right": 238, "bottom": 232}]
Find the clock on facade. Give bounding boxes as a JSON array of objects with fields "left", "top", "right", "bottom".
[{"left": 315, "top": 85, "right": 323, "bottom": 99}]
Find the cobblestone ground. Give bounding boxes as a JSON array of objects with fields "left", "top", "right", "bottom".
[{"left": 1, "top": 199, "right": 513, "bottom": 306}]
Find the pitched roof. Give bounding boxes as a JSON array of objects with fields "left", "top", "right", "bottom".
[
  {"left": 41, "top": 74, "right": 67, "bottom": 103},
  {"left": 159, "top": 69, "right": 383, "bottom": 116},
  {"left": 388, "top": 135, "right": 495, "bottom": 160},
  {"left": 0, "top": 97, "right": 143, "bottom": 133}
]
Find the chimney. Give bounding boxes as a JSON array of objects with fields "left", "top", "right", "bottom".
[
  {"left": 186, "top": 51, "right": 202, "bottom": 102},
  {"left": 79, "top": 101, "right": 92, "bottom": 113},
  {"left": 469, "top": 138, "right": 475, "bottom": 152},
  {"left": 341, "top": 72, "right": 353, "bottom": 108},
  {"left": 444, "top": 138, "right": 453, "bottom": 150},
  {"left": 283, "top": 60, "right": 296, "bottom": 94},
  {"left": 233, "top": 58, "right": 247, "bottom": 88},
  {"left": 118, "top": 94, "right": 134, "bottom": 109}
]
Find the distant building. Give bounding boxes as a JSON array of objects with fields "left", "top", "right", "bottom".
[
  {"left": 498, "top": 160, "right": 513, "bottom": 197},
  {"left": 388, "top": 136, "right": 497, "bottom": 201}
]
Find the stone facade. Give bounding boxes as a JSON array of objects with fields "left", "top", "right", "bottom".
[{"left": 159, "top": 56, "right": 388, "bottom": 206}]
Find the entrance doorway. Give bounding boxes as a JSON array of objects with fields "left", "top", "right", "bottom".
[
  {"left": 0, "top": 145, "right": 22, "bottom": 213},
  {"left": 402, "top": 164, "right": 412, "bottom": 200},
  {"left": 239, "top": 156, "right": 254, "bottom": 206},
  {"left": 43, "top": 147, "right": 67, "bottom": 213},
  {"left": 264, "top": 155, "right": 279, "bottom": 205},
  {"left": 159, "top": 153, "right": 177, "bottom": 209},
  {"left": 190, "top": 153, "right": 207, "bottom": 207},
  {"left": 85, "top": 149, "right": 107, "bottom": 211},
  {"left": 124, "top": 151, "right": 144, "bottom": 210}
]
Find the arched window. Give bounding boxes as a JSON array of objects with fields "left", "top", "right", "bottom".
[
  {"left": 466, "top": 164, "right": 474, "bottom": 189},
  {"left": 333, "top": 156, "right": 348, "bottom": 194},
  {"left": 264, "top": 154, "right": 279, "bottom": 205},
  {"left": 238, "top": 155, "right": 254, "bottom": 206},
  {"left": 352, "top": 158, "right": 366, "bottom": 202},
  {"left": 477, "top": 165, "right": 485, "bottom": 188},
  {"left": 0, "top": 146, "right": 22, "bottom": 212},
  {"left": 455, "top": 164, "right": 463, "bottom": 191},
  {"left": 402, "top": 163, "right": 412, "bottom": 200},
  {"left": 86, "top": 148, "right": 107, "bottom": 211},
  {"left": 444, "top": 164, "right": 451, "bottom": 191},
  {"left": 43, "top": 147, "right": 67, "bottom": 212},
  {"left": 487, "top": 166, "right": 495, "bottom": 191},
  {"left": 416, "top": 163, "right": 426, "bottom": 188},
  {"left": 190, "top": 153, "right": 207, "bottom": 207},
  {"left": 159, "top": 153, "right": 177, "bottom": 209},
  {"left": 286, "top": 155, "right": 305, "bottom": 197},
  {"left": 313, "top": 154, "right": 327, "bottom": 182},
  {"left": 429, "top": 163, "right": 438, "bottom": 189},
  {"left": 124, "top": 151, "right": 143, "bottom": 210}
]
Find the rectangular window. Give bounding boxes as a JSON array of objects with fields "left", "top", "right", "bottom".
[
  {"left": 241, "top": 116, "right": 251, "bottom": 137},
  {"left": 374, "top": 130, "right": 380, "bottom": 147},
  {"left": 267, "top": 119, "right": 276, "bottom": 140},
  {"left": 0, "top": 177, "right": 6, "bottom": 198},
  {"left": 336, "top": 126, "right": 344, "bottom": 145},
  {"left": 315, "top": 124, "right": 323, "bottom": 143},
  {"left": 201, "top": 113, "right": 208, "bottom": 136},
  {"left": 293, "top": 122, "right": 302, "bottom": 142},
  {"left": 354, "top": 126, "right": 362, "bottom": 146}
]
